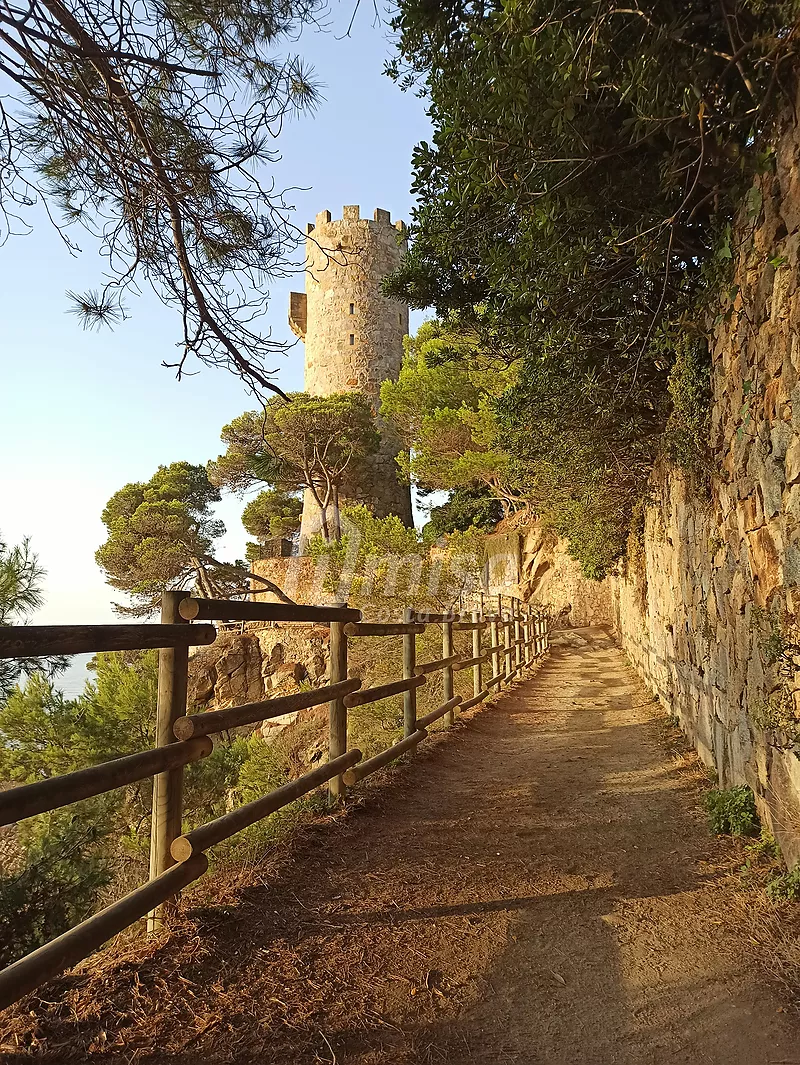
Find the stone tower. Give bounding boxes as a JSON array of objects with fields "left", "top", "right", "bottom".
[{"left": 289, "top": 205, "right": 413, "bottom": 546}]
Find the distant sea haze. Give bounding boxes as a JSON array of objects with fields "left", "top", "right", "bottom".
[{"left": 56, "top": 654, "right": 93, "bottom": 698}]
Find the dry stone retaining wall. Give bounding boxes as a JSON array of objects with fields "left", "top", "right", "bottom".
[{"left": 611, "top": 93, "right": 800, "bottom": 865}]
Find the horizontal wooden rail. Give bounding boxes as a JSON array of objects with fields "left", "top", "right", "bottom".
[
  {"left": 0, "top": 623, "right": 216, "bottom": 659},
  {"left": 342, "top": 730, "right": 427, "bottom": 786},
  {"left": 343, "top": 674, "right": 426, "bottom": 708},
  {"left": 461, "top": 688, "right": 491, "bottom": 711},
  {"left": 344, "top": 621, "right": 425, "bottom": 637},
  {"left": 416, "top": 696, "right": 462, "bottom": 729},
  {"left": 453, "top": 651, "right": 491, "bottom": 671},
  {"left": 173, "top": 679, "right": 362, "bottom": 740},
  {"left": 0, "top": 738, "right": 213, "bottom": 827},
  {"left": 414, "top": 653, "right": 461, "bottom": 676},
  {"left": 171, "top": 751, "right": 361, "bottom": 861},
  {"left": 0, "top": 855, "right": 208, "bottom": 1011},
  {"left": 178, "top": 598, "right": 361, "bottom": 625},
  {"left": 0, "top": 588, "right": 552, "bottom": 1016}
]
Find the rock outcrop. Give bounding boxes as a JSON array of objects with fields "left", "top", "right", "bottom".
[{"left": 188, "top": 625, "right": 331, "bottom": 741}]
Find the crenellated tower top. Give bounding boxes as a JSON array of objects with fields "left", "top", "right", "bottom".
[{"left": 289, "top": 205, "right": 412, "bottom": 544}]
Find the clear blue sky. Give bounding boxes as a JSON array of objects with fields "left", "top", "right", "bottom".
[{"left": 0, "top": 5, "right": 432, "bottom": 687}]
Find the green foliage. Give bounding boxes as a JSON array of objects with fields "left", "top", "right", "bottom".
[
  {"left": 0, "top": 534, "right": 68, "bottom": 701},
  {"left": 704, "top": 785, "right": 761, "bottom": 837},
  {"left": 663, "top": 336, "right": 713, "bottom": 476},
  {"left": 766, "top": 867, "right": 800, "bottom": 900},
  {"left": 424, "top": 485, "right": 503, "bottom": 538},
  {"left": 0, "top": 674, "right": 89, "bottom": 782},
  {"left": 95, "top": 461, "right": 246, "bottom": 615},
  {"left": 386, "top": 0, "right": 798, "bottom": 574},
  {"left": 0, "top": 651, "right": 159, "bottom": 847},
  {"left": 209, "top": 393, "right": 379, "bottom": 542},
  {"left": 308, "top": 504, "right": 485, "bottom": 616},
  {"left": 183, "top": 736, "right": 249, "bottom": 827},
  {"left": 0, "top": 804, "right": 112, "bottom": 966},
  {"left": 746, "top": 831, "right": 781, "bottom": 862},
  {"left": 381, "top": 319, "right": 522, "bottom": 514},
  {"left": 0, "top": 535, "right": 43, "bottom": 624},
  {"left": 242, "top": 490, "right": 302, "bottom": 560}
]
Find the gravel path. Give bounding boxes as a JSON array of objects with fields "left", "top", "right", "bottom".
[{"left": 4, "top": 627, "right": 799, "bottom": 1064}]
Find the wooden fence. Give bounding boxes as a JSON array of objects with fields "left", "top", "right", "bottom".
[{"left": 0, "top": 591, "right": 550, "bottom": 1010}]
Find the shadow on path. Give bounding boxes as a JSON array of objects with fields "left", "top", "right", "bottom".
[{"left": 2, "top": 629, "right": 798, "bottom": 1064}]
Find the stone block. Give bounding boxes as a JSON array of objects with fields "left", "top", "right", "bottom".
[{"left": 746, "top": 524, "right": 782, "bottom": 606}]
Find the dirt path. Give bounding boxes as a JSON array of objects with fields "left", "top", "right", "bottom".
[{"left": 4, "top": 629, "right": 800, "bottom": 1063}]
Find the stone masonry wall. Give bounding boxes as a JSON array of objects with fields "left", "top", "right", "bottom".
[
  {"left": 291, "top": 206, "right": 413, "bottom": 544},
  {"left": 611, "top": 92, "right": 800, "bottom": 865}
]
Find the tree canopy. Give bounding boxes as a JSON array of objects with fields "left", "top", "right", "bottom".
[
  {"left": 0, "top": 535, "right": 67, "bottom": 700},
  {"left": 380, "top": 319, "right": 520, "bottom": 512},
  {"left": 209, "top": 393, "right": 380, "bottom": 542},
  {"left": 385, "top": 0, "right": 799, "bottom": 576},
  {"left": 0, "top": 0, "right": 323, "bottom": 395},
  {"left": 242, "top": 489, "right": 302, "bottom": 560},
  {"left": 95, "top": 460, "right": 290, "bottom": 613}
]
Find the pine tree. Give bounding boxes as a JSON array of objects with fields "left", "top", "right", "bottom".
[{"left": 0, "top": 0, "right": 322, "bottom": 395}]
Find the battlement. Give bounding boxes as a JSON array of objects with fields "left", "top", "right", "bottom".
[{"left": 306, "top": 206, "right": 405, "bottom": 235}]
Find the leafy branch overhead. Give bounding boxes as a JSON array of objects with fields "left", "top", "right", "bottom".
[{"left": 0, "top": 0, "right": 323, "bottom": 395}]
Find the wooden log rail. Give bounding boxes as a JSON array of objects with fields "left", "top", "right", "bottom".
[
  {"left": 417, "top": 696, "right": 462, "bottom": 729},
  {"left": 415, "top": 653, "right": 461, "bottom": 676},
  {"left": 0, "top": 591, "right": 552, "bottom": 1011},
  {"left": 342, "top": 730, "right": 427, "bottom": 786},
  {"left": 173, "top": 679, "right": 362, "bottom": 740},
  {"left": 453, "top": 651, "right": 491, "bottom": 671},
  {"left": 0, "top": 737, "right": 212, "bottom": 827},
  {"left": 179, "top": 598, "right": 362, "bottom": 624},
  {"left": 0, "top": 623, "right": 216, "bottom": 658},
  {"left": 171, "top": 751, "right": 362, "bottom": 861},
  {"left": 343, "top": 674, "right": 426, "bottom": 708}
]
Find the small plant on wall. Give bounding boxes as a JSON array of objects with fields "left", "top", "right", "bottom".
[{"left": 750, "top": 607, "right": 800, "bottom": 749}]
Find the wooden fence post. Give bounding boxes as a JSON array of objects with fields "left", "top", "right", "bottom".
[
  {"left": 472, "top": 609, "right": 482, "bottom": 699},
  {"left": 328, "top": 617, "right": 349, "bottom": 802},
  {"left": 536, "top": 614, "right": 544, "bottom": 656},
  {"left": 513, "top": 599, "right": 522, "bottom": 672},
  {"left": 490, "top": 613, "right": 500, "bottom": 685},
  {"left": 523, "top": 607, "right": 531, "bottom": 668},
  {"left": 148, "top": 590, "right": 190, "bottom": 933},
  {"left": 503, "top": 603, "right": 513, "bottom": 680},
  {"left": 442, "top": 616, "right": 455, "bottom": 725},
  {"left": 403, "top": 608, "right": 417, "bottom": 739}
]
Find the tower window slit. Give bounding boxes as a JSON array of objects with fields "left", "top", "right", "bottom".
[
  {"left": 349, "top": 334, "right": 355, "bottom": 345},
  {"left": 349, "top": 303, "right": 355, "bottom": 315}
]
